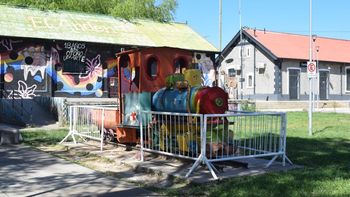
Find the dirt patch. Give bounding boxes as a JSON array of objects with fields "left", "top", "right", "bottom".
[{"left": 35, "top": 141, "right": 189, "bottom": 189}]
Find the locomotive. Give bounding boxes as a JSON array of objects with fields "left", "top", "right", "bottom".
[{"left": 98, "top": 47, "right": 228, "bottom": 144}]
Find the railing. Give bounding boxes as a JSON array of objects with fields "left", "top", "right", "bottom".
[
  {"left": 140, "top": 111, "right": 202, "bottom": 162},
  {"left": 140, "top": 111, "right": 292, "bottom": 180},
  {"left": 60, "top": 106, "right": 292, "bottom": 180},
  {"left": 60, "top": 105, "right": 119, "bottom": 151}
]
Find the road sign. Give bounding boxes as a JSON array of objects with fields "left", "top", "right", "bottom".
[{"left": 307, "top": 61, "right": 317, "bottom": 78}]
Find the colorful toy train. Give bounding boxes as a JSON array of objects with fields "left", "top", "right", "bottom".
[{"left": 97, "top": 47, "right": 228, "bottom": 143}]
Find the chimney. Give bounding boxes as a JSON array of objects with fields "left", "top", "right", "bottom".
[{"left": 254, "top": 28, "right": 256, "bottom": 36}]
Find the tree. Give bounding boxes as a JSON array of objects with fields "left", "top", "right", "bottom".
[{"left": 0, "top": 0, "right": 177, "bottom": 22}]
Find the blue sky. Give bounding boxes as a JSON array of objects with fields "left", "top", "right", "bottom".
[{"left": 174, "top": 0, "right": 350, "bottom": 50}]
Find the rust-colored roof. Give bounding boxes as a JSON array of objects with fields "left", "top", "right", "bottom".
[{"left": 246, "top": 29, "right": 350, "bottom": 63}]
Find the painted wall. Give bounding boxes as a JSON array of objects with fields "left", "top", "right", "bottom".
[
  {"left": 0, "top": 37, "right": 118, "bottom": 98},
  {"left": 219, "top": 40, "right": 277, "bottom": 100},
  {"left": 219, "top": 39, "right": 350, "bottom": 101},
  {"left": 282, "top": 60, "right": 350, "bottom": 100}
]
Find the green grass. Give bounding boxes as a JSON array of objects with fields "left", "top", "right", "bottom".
[
  {"left": 19, "top": 113, "right": 350, "bottom": 196},
  {"left": 21, "top": 128, "right": 69, "bottom": 146},
  {"left": 165, "top": 112, "right": 350, "bottom": 197}
]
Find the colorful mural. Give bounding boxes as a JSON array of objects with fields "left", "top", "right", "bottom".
[
  {"left": 0, "top": 37, "right": 118, "bottom": 98},
  {"left": 193, "top": 52, "right": 216, "bottom": 87}
]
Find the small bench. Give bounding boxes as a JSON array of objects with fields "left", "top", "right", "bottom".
[{"left": 0, "top": 124, "right": 22, "bottom": 145}]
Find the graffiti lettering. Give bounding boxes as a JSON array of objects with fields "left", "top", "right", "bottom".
[
  {"left": 28, "top": 16, "right": 132, "bottom": 34},
  {"left": 63, "top": 42, "right": 86, "bottom": 62},
  {"left": 64, "top": 42, "right": 85, "bottom": 50},
  {"left": 0, "top": 39, "right": 22, "bottom": 51}
]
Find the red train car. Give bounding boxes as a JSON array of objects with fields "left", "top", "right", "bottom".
[{"left": 99, "top": 47, "right": 228, "bottom": 144}]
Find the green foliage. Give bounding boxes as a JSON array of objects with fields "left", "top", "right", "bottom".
[
  {"left": 0, "top": 0, "right": 177, "bottom": 22},
  {"left": 239, "top": 100, "right": 256, "bottom": 112}
]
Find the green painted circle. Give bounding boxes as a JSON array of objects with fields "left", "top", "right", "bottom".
[{"left": 215, "top": 98, "right": 224, "bottom": 107}]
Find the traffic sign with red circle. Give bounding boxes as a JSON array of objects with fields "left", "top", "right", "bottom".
[{"left": 307, "top": 61, "right": 317, "bottom": 78}]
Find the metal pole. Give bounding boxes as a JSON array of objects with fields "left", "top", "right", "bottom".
[
  {"left": 219, "top": 0, "right": 222, "bottom": 51},
  {"left": 311, "top": 39, "right": 317, "bottom": 112},
  {"left": 140, "top": 111, "right": 144, "bottom": 161},
  {"left": 316, "top": 47, "right": 320, "bottom": 108},
  {"left": 308, "top": 0, "right": 313, "bottom": 136},
  {"left": 239, "top": 0, "right": 244, "bottom": 100},
  {"left": 100, "top": 108, "right": 105, "bottom": 152}
]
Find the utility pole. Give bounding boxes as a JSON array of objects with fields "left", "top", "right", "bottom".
[
  {"left": 308, "top": 0, "right": 313, "bottom": 136},
  {"left": 219, "top": 0, "right": 222, "bottom": 51},
  {"left": 239, "top": 0, "right": 244, "bottom": 100}
]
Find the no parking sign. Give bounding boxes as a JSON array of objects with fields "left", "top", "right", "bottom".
[{"left": 307, "top": 61, "right": 317, "bottom": 78}]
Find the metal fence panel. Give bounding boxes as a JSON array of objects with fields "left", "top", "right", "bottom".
[
  {"left": 204, "top": 112, "right": 284, "bottom": 162},
  {"left": 60, "top": 105, "right": 118, "bottom": 151},
  {"left": 140, "top": 111, "right": 291, "bottom": 180},
  {"left": 140, "top": 111, "right": 202, "bottom": 161}
]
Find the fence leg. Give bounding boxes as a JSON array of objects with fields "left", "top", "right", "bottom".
[
  {"left": 60, "top": 106, "right": 75, "bottom": 144},
  {"left": 185, "top": 154, "right": 203, "bottom": 178},
  {"left": 281, "top": 113, "right": 293, "bottom": 166},
  {"left": 202, "top": 157, "right": 218, "bottom": 180},
  {"left": 59, "top": 131, "right": 73, "bottom": 144},
  {"left": 265, "top": 155, "right": 278, "bottom": 168},
  {"left": 283, "top": 154, "right": 293, "bottom": 166},
  {"left": 71, "top": 132, "right": 77, "bottom": 144}
]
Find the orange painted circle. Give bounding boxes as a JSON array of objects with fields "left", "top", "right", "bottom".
[{"left": 4, "top": 73, "right": 13, "bottom": 82}]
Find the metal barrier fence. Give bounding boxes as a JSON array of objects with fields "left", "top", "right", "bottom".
[
  {"left": 140, "top": 111, "right": 292, "bottom": 180},
  {"left": 140, "top": 111, "right": 202, "bottom": 162},
  {"left": 60, "top": 105, "right": 119, "bottom": 151}
]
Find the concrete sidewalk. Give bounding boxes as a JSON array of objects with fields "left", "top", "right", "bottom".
[{"left": 0, "top": 145, "right": 160, "bottom": 197}]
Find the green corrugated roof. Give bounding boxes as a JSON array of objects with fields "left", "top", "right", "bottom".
[{"left": 0, "top": 5, "right": 218, "bottom": 52}]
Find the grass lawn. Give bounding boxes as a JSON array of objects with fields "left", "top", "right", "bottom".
[
  {"left": 164, "top": 112, "right": 350, "bottom": 197},
  {"left": 20, "top": 112, "right": 350, "bottom": 196},
  {"left": 21, "top": 128, "right": 68, "bottom": 146}
]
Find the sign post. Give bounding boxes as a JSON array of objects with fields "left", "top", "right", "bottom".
[
  {"left": 307, "top": 61, "right": 316, "bottom": 137},
  {"left": 307, "top": 61, "right": 317, "bottom": 78}
]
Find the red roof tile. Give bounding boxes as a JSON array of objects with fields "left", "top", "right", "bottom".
[{"left": 246, "top": 29, "right": 350, "bottom": 63}]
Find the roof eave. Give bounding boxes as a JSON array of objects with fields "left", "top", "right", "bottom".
[{"left": 217, "top": 29, "right": 280, "bottom": 64}]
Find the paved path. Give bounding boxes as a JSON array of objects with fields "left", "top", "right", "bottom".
[{"left": 0, "top": 145, "right": 160, "bottom": 197}]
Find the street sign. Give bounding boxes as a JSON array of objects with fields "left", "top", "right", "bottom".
[{"left": 307, "top": 61, "right": 317, "bottom": 78}]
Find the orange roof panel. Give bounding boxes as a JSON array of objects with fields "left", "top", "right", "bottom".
[{"left": 246, "top": 29, "right": 350, "bottom": 63}]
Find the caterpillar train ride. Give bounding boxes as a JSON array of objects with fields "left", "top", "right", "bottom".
[{"left": 95, "top": 47, "right": 228, "bottom": 144}]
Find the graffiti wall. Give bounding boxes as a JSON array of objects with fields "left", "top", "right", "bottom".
[{"left": 0, "top": 37, "right": 118, "bottom": 98}]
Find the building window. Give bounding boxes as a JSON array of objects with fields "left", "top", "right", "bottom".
[
  {"left": 62, "top": 42, "right": 87, "bottom": 74},
  {"left": 119, "top": 54, "right": 133, "bottom": 81},
  {"left": 147, "top": 56, "right": 158, "bottom": 80},
  {"left": 174, "top": 57, "right": 187, "bottom": 73},
  {"left": 247, "top": 73, "right": 253, "bottom": 88},
  {"left": 228, "top": 68, "right": 236, "bottom": 77},
  {"left": 246, "top": 47, "right": 250, "bottom": 57},
  {"left": 346, "top": 67, "right": 350, "bottom": 92},
  {"left": 238, "top": 47, "right": 242, "bottom": 58},
  {"left": 300, "top": 62, "right": 307, "bottom": 67},
  {"left": 238, "top": 46, "right": 251, "bottom": 58}
]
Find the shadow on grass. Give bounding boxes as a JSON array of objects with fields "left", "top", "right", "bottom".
[
  {"left": 165, "top": 136, "right": 350, "bottom": 197},
  {"left": 313, "top": 126, "right": 334, "bottom": 135}
]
